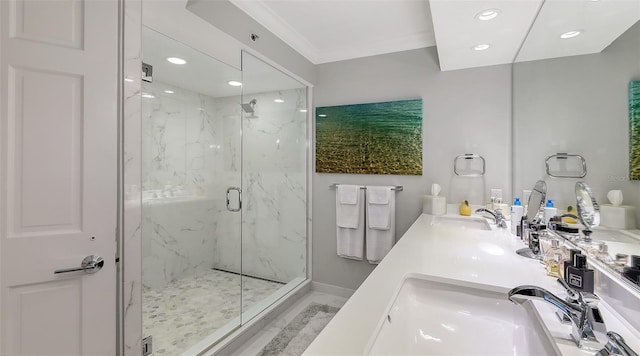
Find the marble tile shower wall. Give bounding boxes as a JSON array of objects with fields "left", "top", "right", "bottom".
[
  {"left": 141, "top": 81, "right": 241, "bottom": 289},
  {"left": 141, "top": 83, "right": 306, "bottom": 288},
  {"left": 213, "top": 89, "right": 307, "bottom": 283}
]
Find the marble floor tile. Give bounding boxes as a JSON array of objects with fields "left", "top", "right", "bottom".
[
  {"left": 230, "top": 291, "right": 349, "bottom": 356},
  {"left": 142, "top": 269, "right": 283, "bottom": 355}
]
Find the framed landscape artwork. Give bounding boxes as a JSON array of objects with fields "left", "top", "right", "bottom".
[
  {"left": 315, "top": 99, "right": 423, "bottom": 175},
  {"left": 630, "top": 80, "right": 640, "bottom": 180}
]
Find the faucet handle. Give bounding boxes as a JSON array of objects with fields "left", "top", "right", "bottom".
[
  {"left": 596, "top": 332, "right": 639, "bottom": 356},
  {"left": 557, "top": 278, "right": 600, "bottom": 307},
  {"left": 557, "top": 278, "right": 580, "bottom": 303},
  {"left": 579, "top": 291, "right": 600, "bottom": 307}
]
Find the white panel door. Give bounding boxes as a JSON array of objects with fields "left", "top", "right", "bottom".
[{"left": 0, "top": 0, "right": 119, "bottom": 355}]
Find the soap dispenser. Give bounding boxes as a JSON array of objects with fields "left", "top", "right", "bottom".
[
  {"left": 511, "top": 198, "right": 524, "bottom": 235},
  {"left": 566, "top": 254, "right": 594, "bottom": 293},
  {"left": 543, "top": 199, "right": 557, "bottom": 224}
]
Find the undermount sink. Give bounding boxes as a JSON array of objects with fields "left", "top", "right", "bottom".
[
  {"left": 367, "top": 275, "right": 559, "bottom": 355},
  {"left": 430, "top": 216, "right": 491, "bottom": 231},
  {"left": 516, "top": 247, "right": 542, "bottom": 260}
]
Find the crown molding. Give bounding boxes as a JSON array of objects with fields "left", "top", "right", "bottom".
[{"left": 229, "top": 0, "right": 320, "bottom": 63}]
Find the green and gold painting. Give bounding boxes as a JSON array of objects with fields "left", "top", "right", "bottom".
[
  {"left": 630, "top": 81, "right": 640, "bottom": 180},
  {"left": 315, "top": 99, "right": 422, "bottom": 175}
]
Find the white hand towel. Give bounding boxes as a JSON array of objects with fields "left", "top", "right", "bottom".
[
  {"left": 366, "top": 186, "right": 396, "bottom": 264},
  {"left": 366, "top": 186, "right": 392, "bottom": 230},
  {"left": 336, "top": 185, "right": 361, "bottom": 228},
  {"left": 338, "top": 184, "right": 358, "bottom": 204},
  {"left": 336, "top": 188, "right": 365, "bottom": 260}
]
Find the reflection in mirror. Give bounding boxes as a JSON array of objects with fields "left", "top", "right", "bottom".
[
  {"left": 527, "top": 180, "right": 547, "bottom": 222},
  {"left": 513, "top": 0, "right": 640, "bottom": 285},
  {"left": 575, "top": 182, "right": 601, "bottom": 231},
  {"left": 515, "top": 180, "right": 547, "bottom": 260}
]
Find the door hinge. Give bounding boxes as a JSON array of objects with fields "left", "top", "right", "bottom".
[
  {"left": 142, "top": 335, "right": 152, "bottom": 356},
  {"left": 142, "top": 62, "right": 153, "bottom": 83}
]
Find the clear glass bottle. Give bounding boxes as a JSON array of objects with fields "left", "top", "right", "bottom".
[
  {"left": 594, "top": 243, "right": 616, "bottom": 269},
  {"left": 577, "top": 239, "right": 603, "bottom": 258},
  {"left": 615, "top": 253, "right": 629, "bottom": 273},
  {"left": 544, "top": 239, "right": 563, "bottom": 278}
]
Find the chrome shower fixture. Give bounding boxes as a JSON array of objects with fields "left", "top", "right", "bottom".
[{"left": 241, "top": 99, "right": 257, "bottom": 113}]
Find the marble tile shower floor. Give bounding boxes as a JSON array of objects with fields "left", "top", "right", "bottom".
[{"left": 142, "top": 269, "right": 283, "bottom": 355}]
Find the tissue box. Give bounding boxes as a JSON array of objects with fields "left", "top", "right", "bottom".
[
  {"left": 423, "top": 195, "right": 446, "bottom": 216},
  {"left": 600, "top": 204, "right": 636, "bottom": 229}
]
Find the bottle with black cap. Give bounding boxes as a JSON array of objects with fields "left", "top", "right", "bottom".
[
  {"left": 566, "top": 254, "right": 594, "bottom": 293},
  {"left": 622, "top": 255, "right": 640, "bottom": 286},
  {"left": 563, "top": 248, "right": 581, "bottom": 279}
]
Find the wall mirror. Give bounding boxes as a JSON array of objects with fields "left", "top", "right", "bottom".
[
  {"left": 527, "top": 180, "right": 547, "bottom": 222},
  {"left": 575, "top": 181, "right": 600, "bottom": 231},
  {"left": 512, "top": 0, "right": 640, "bottom": 287}
]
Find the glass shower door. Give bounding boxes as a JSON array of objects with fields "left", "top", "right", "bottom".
[
  {"left": 140, "top": 27, "right": 243, "bottom": 354},
  {"left": 239, "top": 52, "right": 309, "bottom": 323}
]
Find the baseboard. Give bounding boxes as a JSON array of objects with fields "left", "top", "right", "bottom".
[{"left": 311, "top": 281, "right": 355, "bottom": 298}]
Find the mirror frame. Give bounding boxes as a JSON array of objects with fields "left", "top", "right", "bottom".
[
  {"left": 526, "top": 180, "right": 547, "bottom": 222},
  {"left": 575, "top": 181, "right": 601, "bottom": 230}
]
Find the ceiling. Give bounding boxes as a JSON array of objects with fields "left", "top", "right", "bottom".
[
  {"left": 228, "top": 0, "right": 640, "bottom": 71},
  {"left": 142, "top": 26, "right": 304, "bottom": 98},
  {"left": 230, "top": 0, "right": 437, "bottom": 64},
  {"left": 515, "top": 0, "right": 640, "bottom": 63}
]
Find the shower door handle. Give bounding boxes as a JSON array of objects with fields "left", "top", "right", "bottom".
[{"left": 226, "top": 187, "right": 242, "bottom": 212}]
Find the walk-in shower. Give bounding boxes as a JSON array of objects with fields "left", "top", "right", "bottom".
[{"left": 140, "top": 27, "right": 308, "bottom": 354}]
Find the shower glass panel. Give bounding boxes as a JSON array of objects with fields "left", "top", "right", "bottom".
[
  {"left": 239, "top": 52, "right": 308, "bottom": 323},
  {"left": 140, "top": 27, "right": 242, "bottom": 354}
]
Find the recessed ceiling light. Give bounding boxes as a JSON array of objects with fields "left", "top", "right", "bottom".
[
  {"left": 475, "top": 9, "right": 500, "bottom": 21},
  {"left": 141, "top": 93, "right": 155, "bottom": 99},
  {"left": 274, "top": 99, "right": 285, "bottom": 103},
  {"left": 560, "top": 30, "right": 582, "bottom": 39},
  {"left": 299, "top": 109, "right": 308, "bottom": 113},
  {"left": 227, "top": 80, "right": 242, "bottom": 87},
  {"left": 473, "top": 44, "right": 491, "bottom": 51},
  {"left": 318, "top": 114, "right": 327, "bottom": 118},
  {"left": 164, "top": 90, "right": 174, "bottom": 94},
  {"left": 166, "top": 57, "right": 187, "bottom": 65}
]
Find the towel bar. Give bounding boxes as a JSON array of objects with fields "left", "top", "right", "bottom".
[
  {"left": 545, "top": 153, "right": 587, "bottom": 178},
  {"left": 329, "top": 184, "right": 403, "bottom": 191}
]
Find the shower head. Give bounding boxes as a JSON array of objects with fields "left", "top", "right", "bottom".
[
  {"left": 242, "top": 99, "right": 257, "bottom": 113},
  {"left": 241, "top": 104, "right": 254, "bottom": 113}
]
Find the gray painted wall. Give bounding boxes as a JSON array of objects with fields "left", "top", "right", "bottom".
[
  {"left": 513, "top": 22, "right": 640, "bottom": 220},
  {"left": 312, "top": 48, "right": 513, "bottom": 290}
]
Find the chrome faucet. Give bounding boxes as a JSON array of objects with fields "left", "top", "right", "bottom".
[
  {"left": 508, "top": 285, "right": 607, "bottom": 350},
  {"left": 596, "top": 332, "right": 639, "bottom": 356},
  {"left": 474, "top": 208, "right": 507, "bottom": 228}
]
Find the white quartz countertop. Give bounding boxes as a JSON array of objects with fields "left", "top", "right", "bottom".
[{"left": 304, "top": 213, "right": 640, "bottom": 355}]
